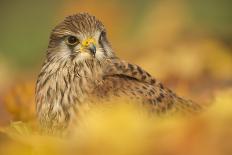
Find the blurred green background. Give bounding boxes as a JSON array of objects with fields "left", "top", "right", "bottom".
[
  {"left": 0, "top": 0, "right": 232, "bottom": 124},
  {"left": 0, "top": 0, "right": 231, "bottom": 69}
]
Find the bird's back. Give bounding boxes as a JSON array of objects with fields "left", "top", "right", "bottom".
[{"left": 93, "top": 58, "right": 202, "bottom": 115}]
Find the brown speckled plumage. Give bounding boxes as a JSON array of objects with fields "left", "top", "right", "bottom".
[{"left": 36, "top": 13, "right": 201, "bottom": 134}]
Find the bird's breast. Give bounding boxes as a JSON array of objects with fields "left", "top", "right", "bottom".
[{"left": 35, "top": 60, "right": 104, "bottom": 132}]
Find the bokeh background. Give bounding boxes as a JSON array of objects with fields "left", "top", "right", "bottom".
[{"left": 0, "top": 0, "right": 232, "bottom": 154}]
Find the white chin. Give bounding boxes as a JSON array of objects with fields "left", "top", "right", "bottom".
[
  {"left": 95, "top": 51, "right": 106, "bottom": 60},
  {"left": 75, "top": 52, "right": 93, "bottom": 62},
  {"left": 74, "top": 52, "right": 105, "bottom": 62}
]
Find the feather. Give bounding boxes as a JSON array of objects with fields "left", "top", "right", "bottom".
[{"left": 97, "top": 58, "right": 202, "bottom": 114}]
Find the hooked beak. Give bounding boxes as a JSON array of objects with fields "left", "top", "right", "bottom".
[
  {"left": 87, "top": 43, "right": 96, "bottom": 57},
  {"left": 81, "top": 38, "right": 97, "bottom": 57}
]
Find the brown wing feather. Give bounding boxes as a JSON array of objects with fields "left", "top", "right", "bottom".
[{"left": 96, "top": 58, "right": 202, "bottom": 114}]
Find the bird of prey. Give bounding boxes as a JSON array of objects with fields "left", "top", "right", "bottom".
[{"left": 35, "top": 13, "right": 201, "bottom": 134}]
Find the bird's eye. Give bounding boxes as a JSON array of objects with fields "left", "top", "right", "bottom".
[
  {"left": 99, "top": 31, "right": 106, "bottom": 42},
  {"left": 66, "top": 36, "right": 79, "bottom": 46}
]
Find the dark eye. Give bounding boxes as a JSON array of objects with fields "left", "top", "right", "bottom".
[
  {"left": 66, "top": 36, "right": 79, "bottom": 46},
  {"left": 99, "top": 31, "right": 106, "bottom": 42}
]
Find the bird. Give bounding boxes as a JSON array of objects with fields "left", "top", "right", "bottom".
[{"left": 35, "top": 13, "right": 201, "bottom": 134}]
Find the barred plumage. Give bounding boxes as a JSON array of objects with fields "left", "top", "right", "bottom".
[{"left": 35, "top": 13, "right": 201, "bottom": 134}]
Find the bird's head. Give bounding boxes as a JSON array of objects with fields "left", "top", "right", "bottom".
[{"left": 47, "top": 13, "right": 115, "bottom": 63}]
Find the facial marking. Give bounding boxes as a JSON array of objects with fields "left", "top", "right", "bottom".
[{"left": 48, "top": 13, "right": 115, "bottom": 63}]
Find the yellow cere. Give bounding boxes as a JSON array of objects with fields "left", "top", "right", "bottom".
[{"left": 82, "top": 38, "right": 96, "bottom": 47}]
